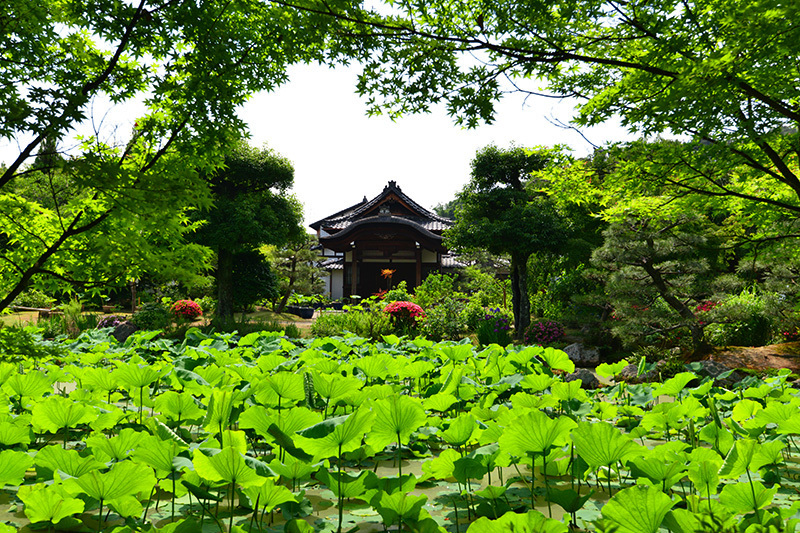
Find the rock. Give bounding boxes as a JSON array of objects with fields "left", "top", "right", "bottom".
[
  {"left": 563, "top": 343, "right": 600, "bottom": 367},
  {"left": 564, "top": 368, "right": 600, "bottom": 389},
  {"left": 112, "top": 321, "right": 138, "bottom": 343},
  {"left": 617, "top": 363, "right": 661, "bottom": 384},
  {"left": 693, "top": 360, "right": 747, "bottom": 388}
]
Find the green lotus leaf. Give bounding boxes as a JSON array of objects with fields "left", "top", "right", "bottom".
[
  {"left": 423, "top": 393, "right": 459, "bottom": 413},
  {"left": 265, "top": 372, "right": 305, "bottom": 404},
  {"left": 18, "top": 483, "right": 84, "bottom": 525},
  {"left": 751, "top": 439, "right": 785, "bottom": 471},
  {"left": 453, "top": 456, "right": 485, "bottom": 484},
  {"left": 627, "top": 456, "right": 686, "bottom": 489},
  {"left": 719, "top": 480, "right": 777, "bottom": 514},
  {"left": 81, "top": 367, "right": 119, "bottom": 393},
  {"left": 440, "top": 414, "right": 477, "bottom": 447},
  {"left": 193, "top": 446, "right": 262, "bottom": 488},
  {"left": 65, "top": 460, "right": 156, "bottom": 501},
  {"left": 436, "top": 343, "right": 474, "bottom": 364},
  {"left": 113, "top": 361, "right": 162, "bottom": 389},
  {"left": 108, "top": 494, "right": 143, "bottom": 518},
  {"left": 546, "top": 488, "right": 592, "bottom": 514},
  {"left": 372, "top": 491, "right": 427, "bottom": 527},
  {"left": 467, "top": 509, "right": 568, "bottom": 532},
  {"left": 131, "top": 434, "right": 184, "bottom": 477},
  {"left": 295, "top": 407, "right": 374, "bottom": 461},
  {"left": 662, "top": 508, "right": 703, "bottom": 533},
  {"left": 476, "top": 485, "right": 507, "bottom": 500},
  {"left": 31, "top": 396, "right": 96, "bottom": 435},
  {"left": 572, "top": 421, "right": 641, "bottom": 471},
  {"left": 312, "top": 372, "right": 363, "bottom": 403},
  {"left": 499, "top": 410, "right": 576, "bottom": 457},
  {"left": 719, "top": 438, "right": 758, "bottom": 479},
  {"left": 269, "top": 455, "right": 316, "bottom": 483},
  {"left": 538, "top": 347, "right": 575, "bottom": 374},
  {"left": 698, "top": 422, "right": 734, "bottom": 455},
  {"left": 653, "top": 372, "right": 697, "bottom": 399},
  {"left": 0, "top": 418, "right": 32, "bottom": 447},
  {"left": 595, "top": 360, "right": 628, "bottom": 379},
  {"left": 317, "top": 468, "right": 373, "bottom": 499},
  {"left": 3, "top": 370, "right": 52, "bottom": 402},
  {"left": 202, "top": 389, "right": 247, "bottom": 434},
  {"left": 401, "top": 360, "right": 435, "bottom": 380},
  {"left": 86, "top": 427, "right": 146, "bottom": 462},
  {"left": 0, "top": 449, "right": 33, "bottom": 486},
  {"left": 422, "top": 448, "right": 460, "bottom": 480},
  {"left": 601, "top": 485, "right": 674, "bottom": 533},
  {"left": 242, "top": 477, "right": 296, "bottom": 513},
  {"left": 34, "top": 445, "right": 104, "bottom": 479},
  {"left": 154, "top": 391, "right": 205, "bottom": 423},
  {"left": 687, "top": 459, "right": 721, "bottom": 497},
  {"left": 550, "top": 381, "right": 588, "bottom": 403},
  {"left": 239, "top": 405, "right": 321, "bottom": 443},
  {"left": 355, "top": 354, "right": 397, "bottom": 381},
  {"left": 366, "top": 394, "right": 426, "bottom": 452},
  {"left": 519, "top": 373, "right": 554, "bottom": 393}
]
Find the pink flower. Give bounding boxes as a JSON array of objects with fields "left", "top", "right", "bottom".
[
  {"left": 171, "top": 299, "right": 203, "bottom": 320},
  {"left": 384, "top": 301, "right": 425, "bottom": 321}
]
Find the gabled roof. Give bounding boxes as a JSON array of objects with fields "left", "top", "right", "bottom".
[{"left": 309, "top": 181, "right": 453, "bottom": 234}]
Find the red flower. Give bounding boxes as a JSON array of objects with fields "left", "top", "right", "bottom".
[
  {"left": 171, "top": 299, "right": 203, "bottom": 320},
  {"left": 384, "top": 301, "right": 425, "bottom": 321}
]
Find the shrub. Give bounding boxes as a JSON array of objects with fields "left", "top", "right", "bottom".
[
  {"left": 418, "top": 296, "right": 466, "bottom": 341},
  {"left": 384, "top": 300, "right": 425, "bottom": 336},
  {"left": 413, "top": 273, "right": 460, "bottom": 309},
  {"left": 171, "top": 299, "right": 203, "bottom": 320},
  {"left": 703, "top": 288, "right": 778, "bottom": 347},
  {"left": 131, "top": 302, "right": 171, "bottom": 330},
  {"left": 476, "top": 307, "right": 513, "bottom": 346},
  {"left": 194, "top": 296, "right": 217, "bottom": 316},
  {"left": 311, "top": 302, "right": 394, "bottom": 341},
  {"left": 383, "top": 281, "right": 411, "bottom": 303},
  {"left": 461, "top": 300, "right": 487, "bottom": 332},
  {"left": 524, "top": 319, "right": 565, "bottom": 346},
  {"left": 11, "top": 289, "right": 55, "bottom": 309}
]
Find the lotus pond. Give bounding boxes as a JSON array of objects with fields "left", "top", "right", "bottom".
[{"left": 0, "top": 326, "right": 798, "bottom": 533}]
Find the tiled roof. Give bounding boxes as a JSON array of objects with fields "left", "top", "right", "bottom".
[{"left": 310, "top": 181, "right": 453, "bottom": 232}]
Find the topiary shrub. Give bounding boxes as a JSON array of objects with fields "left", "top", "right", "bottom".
[{"left": 171, "top": 299, "right": 203, "bottom": 321}]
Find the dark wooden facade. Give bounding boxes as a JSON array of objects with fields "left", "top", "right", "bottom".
[{"left": 310, "top": 181, "right": 454, "bottom": 298}]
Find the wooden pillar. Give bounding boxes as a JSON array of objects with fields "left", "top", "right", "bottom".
[
  {"left": 415, "top": 248, "right": 422, "bottom": 287},
  {"left": 351, "top": 248, "right": 359, "bottom": 296}
]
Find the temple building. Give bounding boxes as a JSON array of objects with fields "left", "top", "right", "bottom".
[{"left": 310, "top": 181, "right": 458, "bottom": 299}]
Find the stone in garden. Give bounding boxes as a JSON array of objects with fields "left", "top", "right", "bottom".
[
  {"left": 564, "top": 368, "right": 600, "bottom": 389},
  {"left": 563, "top": 343, "right": 600, "bottom": 367},
  {"left": 693, "top": 360, "right": 746, "bottom": 389},
  {"left": 112, "top": 321, "right": 138, "bottom": 343}
]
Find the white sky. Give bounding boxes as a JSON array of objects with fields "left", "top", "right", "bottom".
[
  {"left": 240, "top": 63, "right": 633, "bottom": 227},
  {"left": 2, "top": 62, "right": 633, "bottom": 228}
]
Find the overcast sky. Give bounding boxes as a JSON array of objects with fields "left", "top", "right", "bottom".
[{"left": 240, "top": 63, "right": 633, "bottom": 228}]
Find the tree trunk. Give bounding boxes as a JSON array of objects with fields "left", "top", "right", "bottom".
[
  {"left": 275, "top": 256, "right": 298, "bottom": 314},
  {"left": 216, "top": 248, "right": 235, "bottom": 319},
  {"left": 511, "top": 255, "right": 531, "bottom": 341},
  {"left": 640, "top": 244, "right": 709, "bottom": 354}
]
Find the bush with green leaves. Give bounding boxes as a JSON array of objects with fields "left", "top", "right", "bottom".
[
  {"left": 460, "top": 299, "right": 487, "bottom": 332},
  {"left": 311, "top": 299, "right": 394, "bottom": 340},
  {"left": 11, "top": 289, "right": 56, "bottom": 309},
  {"left": 131, "top": 302, "right": 172, "bottom": 331},
  {"left": 382, "top": 280, "right": 411, "bottom": 303},
  {"left": 418, "top": 296, "right": 466, "bottom": 341},
  {"left": 413, "top": 273, "right": 462, "bottom": 309},
  {"left": 704, "top": 289, "right": 780, "bottom": 347}
]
